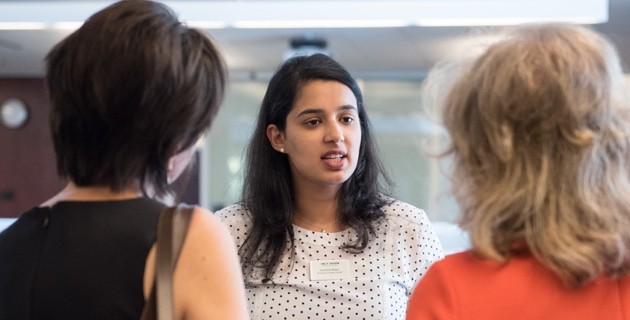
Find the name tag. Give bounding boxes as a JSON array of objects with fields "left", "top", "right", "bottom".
[{"left": 310, "top": 260, "right": 350, "bottom": 281}]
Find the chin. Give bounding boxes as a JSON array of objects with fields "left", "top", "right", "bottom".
[{"left": 323, "top": 172, "right": 353, "bottom": 186}]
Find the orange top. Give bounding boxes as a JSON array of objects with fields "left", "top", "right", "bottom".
[{"left": 407, "top": 251, "right": 630, "bottom": 320}]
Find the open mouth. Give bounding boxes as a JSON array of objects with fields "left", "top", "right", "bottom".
[
  {"left": 321, "top": 152, "right": 347, "bottom": 168},
  {"left": 322, "top": 154, "right": 345, "bottom": 160},
  {"left": 322, "top": 153, "right": 346, "bottom": 161}
]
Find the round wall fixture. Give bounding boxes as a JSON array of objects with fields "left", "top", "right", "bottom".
[{"left": 0, "top": 98, "right": 29, "bottom": 129}]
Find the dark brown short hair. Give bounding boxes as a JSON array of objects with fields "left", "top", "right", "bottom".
[{"left": 46, "top": 0, "right": 226, "bottom": 197}]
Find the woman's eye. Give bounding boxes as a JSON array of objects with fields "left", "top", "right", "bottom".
[
  {"left": 340, "top": 116, "right": 354, "bottom": 124},
  {"left": 305, "top": 119, "right": 321, "bottom": 126}
]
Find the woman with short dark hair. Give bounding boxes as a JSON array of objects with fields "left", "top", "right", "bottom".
[{"left": 0, "top": 1, "right": 247, "bottom": 319}]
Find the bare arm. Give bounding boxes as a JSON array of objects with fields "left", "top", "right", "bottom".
[{"left": 145, "top": 207, "right": 249, "bottom": 319}]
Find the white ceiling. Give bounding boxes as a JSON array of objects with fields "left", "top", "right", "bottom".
[{"left": 0, "top": 0, "right": 628, "bottom": 80}]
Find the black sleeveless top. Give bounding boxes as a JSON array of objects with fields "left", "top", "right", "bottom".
[{"left": 0, "top": 198, "right": 165, "bottom": 320}]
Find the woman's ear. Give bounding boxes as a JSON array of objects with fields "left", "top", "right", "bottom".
[
  {"left": 167, "top": 146, "right": 196, "bottom": 183},
  {"left": 266, "top": 124, "right": 286, "bottom": 153}
]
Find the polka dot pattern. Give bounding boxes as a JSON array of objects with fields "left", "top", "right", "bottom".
[{"left": 216, "top": 200, "right": 444, "bottom": 320}]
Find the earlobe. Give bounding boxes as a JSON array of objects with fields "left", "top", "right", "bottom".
[
  {"left": 167, "top": 146, "right": 196, "bottom": 184},
  {"left": 266, "top": 124, "right": 285, "bottom": 153},
  {"left": 167, "top": 161, "right": 174, "bottom": 184}
]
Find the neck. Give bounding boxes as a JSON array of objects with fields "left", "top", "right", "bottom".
[
  {"left": 41, "top": 182, "right": 143, "bottom": 207},
  {"left": 293, "top": 214, "right": 341, "bottom": 233},
  {"left": 292, "top": 184, "right": 344, "bottom": 233}
]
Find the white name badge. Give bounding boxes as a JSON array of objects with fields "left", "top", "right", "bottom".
[{"left": 310, "top": 260, "right": 350, "bottom": 281}]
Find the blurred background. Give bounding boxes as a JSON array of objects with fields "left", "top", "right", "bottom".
[{"left": 0, "top": 0, "right": 625, "bottom": 232}]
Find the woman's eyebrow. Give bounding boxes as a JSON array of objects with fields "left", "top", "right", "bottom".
[{"left": 296, "top": 105, "right": 357, "bottom": 117}]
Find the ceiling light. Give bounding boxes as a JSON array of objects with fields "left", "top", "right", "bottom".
[
  {"left": 282, "top": 36, "right": 331, "bottom": 61},
  {"left": 0, "top": 0, "right": 608, "bottom": 31}
]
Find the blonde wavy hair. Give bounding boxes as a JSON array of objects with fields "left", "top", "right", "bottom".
[{"left": 435, "top": 23, "right": 630, "bottom": 287}]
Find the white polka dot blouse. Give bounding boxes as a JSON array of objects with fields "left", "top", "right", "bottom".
[{"left": 216, "top": 200, "right": 444, "bottom": 320}]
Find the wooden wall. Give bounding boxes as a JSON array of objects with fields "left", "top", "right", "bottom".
[
  {"left": 0, "top": 78, "right": 65, "bottom": 217},
  {"left": 0, "top": 78, "right": 199, "bottom": 218}
]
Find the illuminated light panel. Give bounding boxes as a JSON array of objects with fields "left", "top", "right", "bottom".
[
  {"left": 233, "top": 19, "right": 411, "bottom": 29},
  {"left": 0, "top": 0, "right": 608, "bottom": 30}
]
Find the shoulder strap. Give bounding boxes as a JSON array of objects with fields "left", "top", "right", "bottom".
[{"left": 141, "top": 204, "right": 195, "bottom": 320}]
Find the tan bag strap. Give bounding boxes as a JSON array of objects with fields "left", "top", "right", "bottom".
[{"left": 141, "top": 204, "right": 194, "bottom": 320}]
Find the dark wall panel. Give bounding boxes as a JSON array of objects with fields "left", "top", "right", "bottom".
[
  {"left": 0, "top": 79, "right": 201, "bottom": 217},
  {"left": 0, "top": 78, "right": 66, "bottom": 217}
]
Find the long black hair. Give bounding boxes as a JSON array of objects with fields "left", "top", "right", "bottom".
[{"left": 240, "top": 54, "right": 393, "bottom": 280}]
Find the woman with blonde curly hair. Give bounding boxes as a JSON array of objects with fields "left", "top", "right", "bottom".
[{"left": 407, "top": 23, "right": 630, "bottom": 319}]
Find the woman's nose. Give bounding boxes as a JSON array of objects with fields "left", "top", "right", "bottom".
[{"left": 325, "top": 122, "right": 345, "bottom": 144}]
